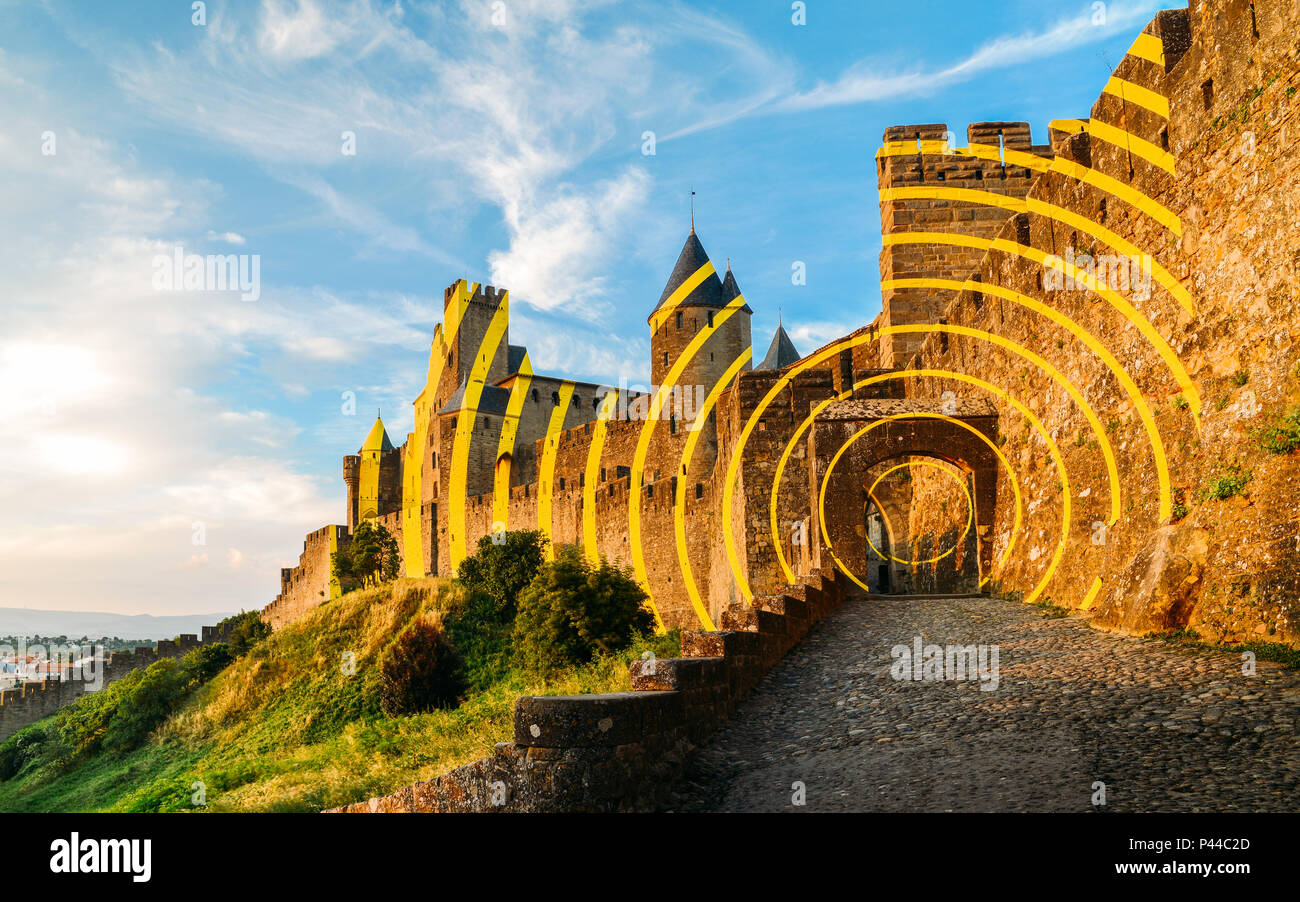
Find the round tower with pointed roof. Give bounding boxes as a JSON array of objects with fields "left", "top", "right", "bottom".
[
  {"left": 648, "top": 227, "right": 752, "bottom": 401},
  {"left": 353, "top": 413, "right": 401, "bottom": 528}
]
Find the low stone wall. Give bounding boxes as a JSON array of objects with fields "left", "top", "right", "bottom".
[
  {"left": 0, "top": 624, "right": 236, "bottom": 743},
  {"left": 328, "top": 568, "right": 847, "bottom": 813}
]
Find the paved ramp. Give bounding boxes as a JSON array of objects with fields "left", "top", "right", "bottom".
[{"left": 672, "top": 594, "right": 1300, "bottom": 812}]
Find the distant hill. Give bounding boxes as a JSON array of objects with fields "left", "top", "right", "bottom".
[{"left": 0, "top": 607, "right": 240, "bottom": 641}]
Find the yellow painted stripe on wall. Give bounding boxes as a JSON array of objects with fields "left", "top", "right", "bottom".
[
  {"left": 447, "top": 292, "right": 510, "bottom": 570},
  {"left": 537, "top": 381, "right": 575, "bottom": 560},
  {"left": 631, "top": 293, "right": 748, "bottom": 631},
  {"left": 492, "top": 353, "right": 533, "bottom": 530},
  {"left": 1104, "top": 75, "right": 1170, "bottom": 118},
  {"left": 1080, "top": 576, "right": 1104, "bottom": 610},
  {"left": 674, "top": 347, "right": 750, "bottom": 629},
  {"left": 880, "top": 185, "right": 1028, "bottom": 213},
  {"left": 582, "top": 389, "right": 620, "bottom": 566},
  {"left": 1051, "top": 117, "right": 1174, "bottom": 175},
  {"left": 329, "top": 527, "right": 342, "bottom": 599},
  {"left": 875, "top": 139, "right": 952, "bottom": 158},
  {"left": 648, "top": 261, "right": 716, "bottom": 332},
  {"left": 1050, "top": 156, "right": 1181, "bottom": 236},
  {"left": 881, "top": 139, "right": 1181, "bottom": 236},
  {"left": 1027, "top": 196, "right": 1193, "bottom": 315},
  {"left": 882, "top": 184, "right": 1193, "bottom": 324},
  {"left": 358, "top": 447, "right": 380, "bottom": 522},
  {"left": 1128, "top": 31, "right": 1165, "bottom": 66},
  {"left": 401, "top": 329, "right": 448, "bottom": 577}
]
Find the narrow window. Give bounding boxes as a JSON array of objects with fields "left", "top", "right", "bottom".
[
  {"left": 675, "top": 310, "right": 682, "bottom": 329},
  {"left": 662, "top": 351, "right": 669, "bottom": 367}
]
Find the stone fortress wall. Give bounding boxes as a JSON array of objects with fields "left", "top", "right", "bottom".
[
  {"left": 268, "top": 0, "right": 1299, "bottom": 652},
  {"left": 0, "top": 620, "right": 239, "bottom": 743}
]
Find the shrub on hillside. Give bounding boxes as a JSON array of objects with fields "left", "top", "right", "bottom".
[
  {"left": 216, "top": 610, "right": 271, "bottom": 655},
  {"left": 1199, "top": 463, "right": 1252, "bottom": 501},
  {"left": 0, "top": 726, "right": 49, "bottom": 781},
  {"left": 377, "top": 618, "right": 466, "bottom": 715},
  {"left": 512, "top": 546, "right": 653, "bottom": 674},
  {"left": 456, "top": 529, "right": 547, "bottom": 621},
  {"left": 51, "top": 641, "right": 239, "bottom": 759}
]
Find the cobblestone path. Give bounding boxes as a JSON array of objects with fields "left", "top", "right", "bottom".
[{"left": 672, "top": 594, "right": 1300, "bottom": 812}]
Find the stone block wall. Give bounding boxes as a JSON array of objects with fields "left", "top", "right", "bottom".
[
  {"left": 890, "top": 3, "right": 1300, "bottom": 642},
  {"left": 261, "top": 525, "right": 348, "bottom": 630}
]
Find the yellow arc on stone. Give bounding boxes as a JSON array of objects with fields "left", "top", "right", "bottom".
[
  {"left": 862, "top": 460, "right": 974, "bottom": 566},
  {"left": 447, "top": 286, "right": 508, "bottom": 570},
  {"left": 673, "top": 347, "right": 751, "bottom": 630},
  {"left": 726, "top": 324, "right": 1110, "bottom": 604},
  {"left": 630, "top": 291, "right": 748, "bottom": 632},
  {"left": 767, "top": 371, "right": 1030, "bottom": 590},
  {"left": 537, "top": 381, "right": 576, "bottom": 562}
]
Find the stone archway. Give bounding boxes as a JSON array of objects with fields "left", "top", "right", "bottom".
[{"left": 806, "top": 398, "right": 999, "bottom": 594}]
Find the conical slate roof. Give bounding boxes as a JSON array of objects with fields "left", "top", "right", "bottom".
[
  {"left": 720, "top": 263, "right": 741, "bottom": 302},
  {"left": 756, "top": 324, "right": 801, "bottom": 371},
  {"left": 649, "top": 230, "right": 750, "bottom": 322},
  {"left": 360, "top": 416, "right": 394, "bottom": 453}
]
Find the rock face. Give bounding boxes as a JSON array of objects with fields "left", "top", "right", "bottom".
[{"left": 1093, "top": 525, "right": 1209, "bottom": 634}]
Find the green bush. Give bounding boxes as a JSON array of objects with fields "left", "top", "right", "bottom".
[
  {"left": 179, "top": 642, "right": 233, "bottom": 685},
  {"left": 443, "top": 589, "right": 515, "bottom": 693},
  {"left": 456, "top": 529, "right": 547, "bottom": 621},
  {"left": 52, "top": 640, "right": 241, "bottom": 759},
  {"left": 377, "top": 618, "right": 466, "bottom": 715},
  {"left": 512, "top": 546, "right": 653, "bottom": 674},
  {"left": 0, "top": 726, "right": 50, "bottom": 781},
  {"left": 100, "top": 660, "right": 186, "bottom": 752}
]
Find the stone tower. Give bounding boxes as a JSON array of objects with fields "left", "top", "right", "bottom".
[
  {"left": 648, "top": 228, "right": 753, "bottom": 403},
  {"left": 354, "top": 414, "right": 401, "bottom": 525}
]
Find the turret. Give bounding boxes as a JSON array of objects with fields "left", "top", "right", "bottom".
[
  {"left": 755, "top": 323, "right": 801, "bottom": 371},
  {"left": 357, "top": 414, "right": 399, "bottom": 523},
  {"left": 648, "top": 228, "right": 752, "bottom": 394}
]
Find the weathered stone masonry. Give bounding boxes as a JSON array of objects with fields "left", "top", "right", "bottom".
[{"left": 277, "top": 0, "right": 1299, "bottom": 811}]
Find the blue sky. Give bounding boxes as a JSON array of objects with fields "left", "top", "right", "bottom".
[{"left": 0, "top": 0, "right": 1180, "bottom": 614}]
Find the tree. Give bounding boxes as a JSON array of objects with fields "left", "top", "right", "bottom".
[
  {"left": 512, "top": 545, "right": 653, "bottom": 674},
  {"left": 333, "top": 520, "right": 401, "bottom": 589},
  {"left": 456, "top": 529, "right": 547, "bottom": 621},
  {"left": 215, "top": 610, "right": 270, "bottom": 655}
]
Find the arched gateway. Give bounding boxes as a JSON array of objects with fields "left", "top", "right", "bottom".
[{"left": 807, "top": 398, "right": 1000, "bottom": 595}]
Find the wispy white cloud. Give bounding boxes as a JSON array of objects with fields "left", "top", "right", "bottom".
[{"left": 673, "top": 0, "right": 1166, "bottom": 130}]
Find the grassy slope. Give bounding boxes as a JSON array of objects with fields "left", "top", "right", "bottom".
[{"left": 0, "top": 578, "right": 675, "bottom": 813}]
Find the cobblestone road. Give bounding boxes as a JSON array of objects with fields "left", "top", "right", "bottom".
[{"left": 672, "top": 594, "right": 1300, "bottom": 812}]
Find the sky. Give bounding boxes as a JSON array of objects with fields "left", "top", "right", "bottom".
[{"left": 0, "top": 0, "right": 1183, "bottom": 615}]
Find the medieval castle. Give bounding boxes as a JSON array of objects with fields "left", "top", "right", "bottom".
[{"left": 265, "top": 0, "right": 1298, "bottom": 659}]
